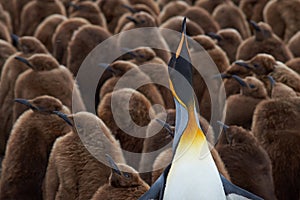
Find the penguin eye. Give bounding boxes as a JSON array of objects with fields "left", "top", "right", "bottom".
[
  {"left": 249, "top": 84, "right": 256, "bottom": 89},
  {"left": 75, "top": 124, "right": 82, "bottom": 129},
  {"left": 123, "top": 172, "right": 131, "bottom": 178},
  {"left": 253, "top": 63, "right": 259, "bottom": 68},
  {"left": 139, "top": 54, "right": 145, "bottom": 59}
]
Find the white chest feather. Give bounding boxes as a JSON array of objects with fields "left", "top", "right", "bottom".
[{"left": 163, "top": 147, "right": 226, "bottom": 200}]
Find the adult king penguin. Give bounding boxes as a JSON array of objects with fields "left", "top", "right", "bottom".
[{"left": 139, "top": 17, "right": 263, "bottom": 200}]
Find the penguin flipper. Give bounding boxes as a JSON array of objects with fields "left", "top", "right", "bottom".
[
  {"left": 220, "top": 175, "right": 264, "bottom": 200},
  {"left": 139, "top": 164, "right": 171, "bottom": 200}
]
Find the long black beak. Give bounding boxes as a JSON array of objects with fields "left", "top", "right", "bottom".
[
  {"left": 122, "top": 4, "right": 137, "bottom": 13},
  {"left": 206, "top": 32, "right": 222, "bottom": 42},
  {"left": 155, "top": 118, "right": 174, "bottom": 138},
  {"left": 121, "top": 47, "right": 137, "bottom": 58},
  {"left": 232, "top": 75, "right": 247, "bottom": 87},
  {"left": 105, "top": 154, "right": 121, "bottom": 175},
  {"left": 217, "top": 121, "right": 232, "bottom": 144},
  {"left": 98, "top": 63, "right": 115, "bottom": 75},
  {"left": 14, "top": 56, "right": 33, "bottom": 68},
  {"left": 126, "top": 16, "right": 139, "bottom": 25},
  {"left": 267, "top": 75, "right": 276, "bottom": 87},
  {"left": 14, "top": 99, "right": 38, "bottom": 110},
  {"left": 11, "top": 34, "right": 19, "bottom": 47},
  {"left": 212, "top": 73, "right": 231, "bottom": 79},
  {"left": 249, "top": 20, "right": 261, "bottom": 32},
  {"left": 235, "top": 61, "right": 250, "bottom": 69},
  {"left": 122, "top": 47, "right": 145, "bottom": 59},
  {"left": 52, "top": 111, "right": 73, "bottom": 126},
  {"left": 98, "top": 63, "right": 110, "bottom": 69},
  {"left": 217, "top": 121, "right": 229, "bottom": 131}
]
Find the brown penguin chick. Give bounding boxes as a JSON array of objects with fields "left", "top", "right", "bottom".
[
  {"left": 91, "top": 156, "right": 149, "bottom": 200},
  {"left": 207, "top": 28, "right": 243, "bottom": 63},
  {"left": 19, "top": 0, "right": 66, "bottom": 36},
  {"left": 97, "top": 88, "right": 154, "bottom": 170},
  {"left": 114, "top": 4, "right": 159, "bottom": 34},
  {"left": 0, "top": 4, "right": 13, "bottom": 33},
  {"left": 0, "top": 22, "right": 11, "bottom": 43},
  {"left": 99, "top": 61, "right": 165, "bottom": 109},
  {"left": 119, "top": 11, "right": 170, "bottom": 63},
  {"left": 67, "top": 24, "right": 111, "bottom": 76},
  {"left": 127, "top": 3, "right": 158, "bottom": 17},
  {"left": 33, "top": 14, "right": 66, "bottom": 53},
  {"left": 212, "top": 2, "right": 251, "bottom": 39},
  {"left": 52, "top": 17, "right": 90, "bottom": 66},
  {"left": 97, "top": 0, "right": 130, "bottom": 33},
  {"left": 128, "top": 0, "right": 160, "bottom": 16},
  {"left": 13, "top": 54, "right": 85, "bottom": 122},
  {"left": 0, "top": 36, "right": 49, "bottom": 156},
  {"left": 192, "top": 35, "right": 230, "bottom": 121},
  {"left": 270, "top": 81, "right": 297, "bottom": 99},
  {"left": 225, "top": 76, "right": 268, "bottom": 130},
  {"left": 151, "top": 145, "right": 231, "bottom": 184},
  {"left": 181, "top": 7, "right": 220, "bottom": 34},
  {"left": 120, "top": 10, "right": 158, "bottom": 30},
  {"left": 0, "top": 40, "right": 16, "bottom": 77},
  {"left": 121, "top": 46, "right": 165, "bottom": 66},
  {"left": 158, "top": 1, "right": 190, "bottom": 24},
  {"left": 263, "top": 0, "right": 300, "bottom": 43},
  {"left": 257, "top": 75, "right": 296, "bottom": 99},
  {"left": 252, "top": 97, "right": 300, "bottom": 200},
  {"left": 215, "top": 124, "right": 276, "bottom": 200},
  {"left": 239, "top": 54, "right": 300, "bottom": 93},
  {"left": 123, "top": 47, "right": 174, "bottom": 109},
  {"left": 0, "top": 95, "right": 72, "bottom": 200},
  {"left": 286, "top": 57, "right": 300, "bottom": 75},
  {"left": 239, "top": 0, "right": 269, "bottom": 22},
  {"left": 287, "top": 31, "right": 300, "bottom": 58},
  {"left": 269, "top": 62, "right": 300, "bottom": 94},
  {"left": 45, "top": 111, "right": 125, "bottom": 200},
  {"left": 221, "top": 62, "right": 254, "bottom": 97},
  {"left": 236, "top": 21, "right": 293, "bottom": 62},
  {"left": 69, "top": 1, "right": 107, "bottom": 28},
  {"left": 195, "top": 0, "right": 229, "bottom": 13},
  {"left": 192, "top": 35, "right": 230, "bottom": 73}
]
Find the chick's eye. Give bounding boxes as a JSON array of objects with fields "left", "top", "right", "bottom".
[
  {"left": 253, "top": 63, "right": 259, "bottom": 68},
  {"left": 123, "top": 172, "right": 131, "bottom": 178},
  {"left": 249, "top": 84, "right": 256, "bottom": 89}
]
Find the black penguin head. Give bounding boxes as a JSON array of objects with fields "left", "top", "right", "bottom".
[{"left": 168, "top": 17, "right": 194, "bottom": 107}]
